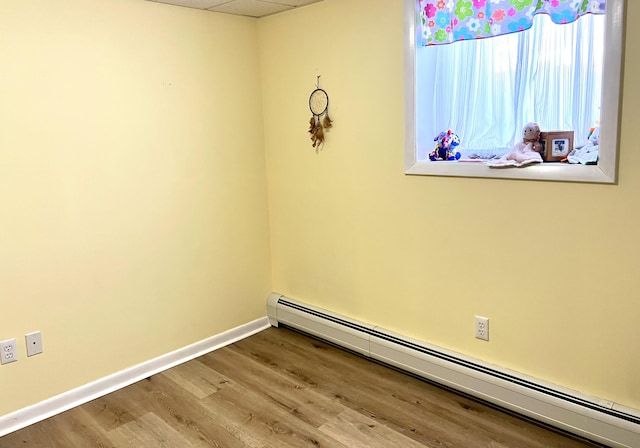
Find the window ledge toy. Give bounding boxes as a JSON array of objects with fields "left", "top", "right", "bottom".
[
  {"left": 564, "top": 125, "right": 599, "bottom": 165},
  {"left": 429, "top": 130, "right": 461, "bottom": 161},
  {"left": 486, "top": 122, "right": 543, "bottom": 168}
]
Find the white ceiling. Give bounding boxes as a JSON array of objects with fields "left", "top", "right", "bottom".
[{"left": 147, "top": 0, "right": 324, "bottom": 18}]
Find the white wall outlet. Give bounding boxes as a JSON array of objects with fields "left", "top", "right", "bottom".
[
  {"left": 25, "top": 331, "right": 43, "bottom": 357},
  {"left": 0, "top": 338, "right": 18, "bottom": 364},
  {"left": 475, "top": 316, "right": 490, "bottom": 341}
]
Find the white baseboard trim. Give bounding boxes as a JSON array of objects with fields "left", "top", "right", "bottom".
[{"left": 0, "top": 317, "right": 270, "bottom": 438}]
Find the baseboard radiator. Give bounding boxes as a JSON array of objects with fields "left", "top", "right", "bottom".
[{"left": 266, "top": 293, "right": 640, "bottom": 448}]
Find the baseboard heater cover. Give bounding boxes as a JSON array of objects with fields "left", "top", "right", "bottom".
[{"left": 266, "top": 293, "right": 640, "bottom": 448}]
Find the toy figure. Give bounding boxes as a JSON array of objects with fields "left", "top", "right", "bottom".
[
  {"left": 429, "top": 130, "right": 461, "bottom": 161},
  {"left": 487, "top": 122, "right": 543, "bottom": 168},
  {"left": 564, "top": 125, "right": 599, "bottom": 164}
]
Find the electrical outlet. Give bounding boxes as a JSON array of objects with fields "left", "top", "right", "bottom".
[
  {"left": 0, "top": 338, "right": 18, "bottom": 365},
  {"left": 25, "top": 331, "right": 43, "bottom": 357},
  {"left": 475, "top": 316, "right": 490, "bottom": 341}
]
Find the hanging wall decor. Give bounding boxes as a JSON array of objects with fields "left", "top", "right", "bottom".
[{"left": 308, "top": 76, "right": 332, "bottom": 149}]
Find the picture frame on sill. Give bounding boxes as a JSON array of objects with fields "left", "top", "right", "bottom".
[{"left": 539, "top": 131, "right": 574, "bottom": 162}]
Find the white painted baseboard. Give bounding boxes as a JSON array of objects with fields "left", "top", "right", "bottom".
[{"left": 0, "top": 317, "right": 270, "bottom": 438}]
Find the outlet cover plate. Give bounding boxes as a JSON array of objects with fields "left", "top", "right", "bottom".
[
  {"left": 475, "top": 316, "right": 490, "bottom": 341},
  {"left": 25, "top": 331, "right": 43, "bottom": 357},
  {"left": 0, "top": 338, "right": 18, "bottom": 364}
]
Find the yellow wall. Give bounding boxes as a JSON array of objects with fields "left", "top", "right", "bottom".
[
  {"left": 0, "top": 0, "right": 271, "bottom": 415},
  {"left": 259, "top": 0, "right": 640, "bottom": 410}
]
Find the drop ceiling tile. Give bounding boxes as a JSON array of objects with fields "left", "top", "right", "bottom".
[
  {"left": 149, "top": 0, "right": 231, "bottom": 9},
  {"left": 147, "top": 0, "right": 324, "bottom": 17},
  {"left": 208, "top": 0, "right": 291, "bottom": 17},
  {"left": 271, "top": 0, "right": 323, "bottom": 6}
]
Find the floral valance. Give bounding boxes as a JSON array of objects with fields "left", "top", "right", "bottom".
[{"left": 419, "top": 0, "right": 606, "bottom": 45}]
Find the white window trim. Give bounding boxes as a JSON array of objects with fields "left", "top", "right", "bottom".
[{"left": 404, "top": 0, "right": 625, "bottom": 183}]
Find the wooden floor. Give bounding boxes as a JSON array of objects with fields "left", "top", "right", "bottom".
[{"left": 0, "top": 327, "right": 604, "bottom": 448}]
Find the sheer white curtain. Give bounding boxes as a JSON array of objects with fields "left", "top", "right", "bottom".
[{"left": 416, "top": 13, "right": 605, "bottom": 160}]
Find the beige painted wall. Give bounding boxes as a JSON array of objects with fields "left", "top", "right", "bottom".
[
  {"left": 0, "top": 0, "right": 271, "bottom": 416},
  {"left": 259, "top": 0, "right": 640, "bottom": 410}
]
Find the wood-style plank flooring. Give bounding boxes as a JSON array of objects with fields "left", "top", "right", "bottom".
[{"left": 0, "top": 327, "right": 604, "bottom": 447}]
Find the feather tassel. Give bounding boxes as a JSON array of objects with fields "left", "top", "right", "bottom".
[
  {"left": 308, "top": 111, "right": 333, "bottom": 149},
  {"left": 313, "top": 123, "right": 324, "bottom": 148},
  {"left": 323, "top": 113, "right": 333, "bottom": 129}
]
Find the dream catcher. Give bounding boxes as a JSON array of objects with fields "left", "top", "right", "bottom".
[{"left": 308, "top": 76, "right": 332, "bottom": 149}]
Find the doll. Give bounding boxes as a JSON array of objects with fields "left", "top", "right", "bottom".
[{"left": 487, "top": 122, "right": 543, "bottom": 168}]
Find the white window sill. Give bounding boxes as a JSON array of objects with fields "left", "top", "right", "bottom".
[{"left": 405, "top": 160, "right": 615, "bottom": 183}]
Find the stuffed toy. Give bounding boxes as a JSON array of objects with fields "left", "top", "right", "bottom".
[
  {"left": 486, "top": 122, "right": 543, "bottom": 168},
  {"left": 564, "top": 125, "right": 599, "bottom": 165},
  {"left": 429, "top": 130, "right": 461, "bottom": 161}
]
